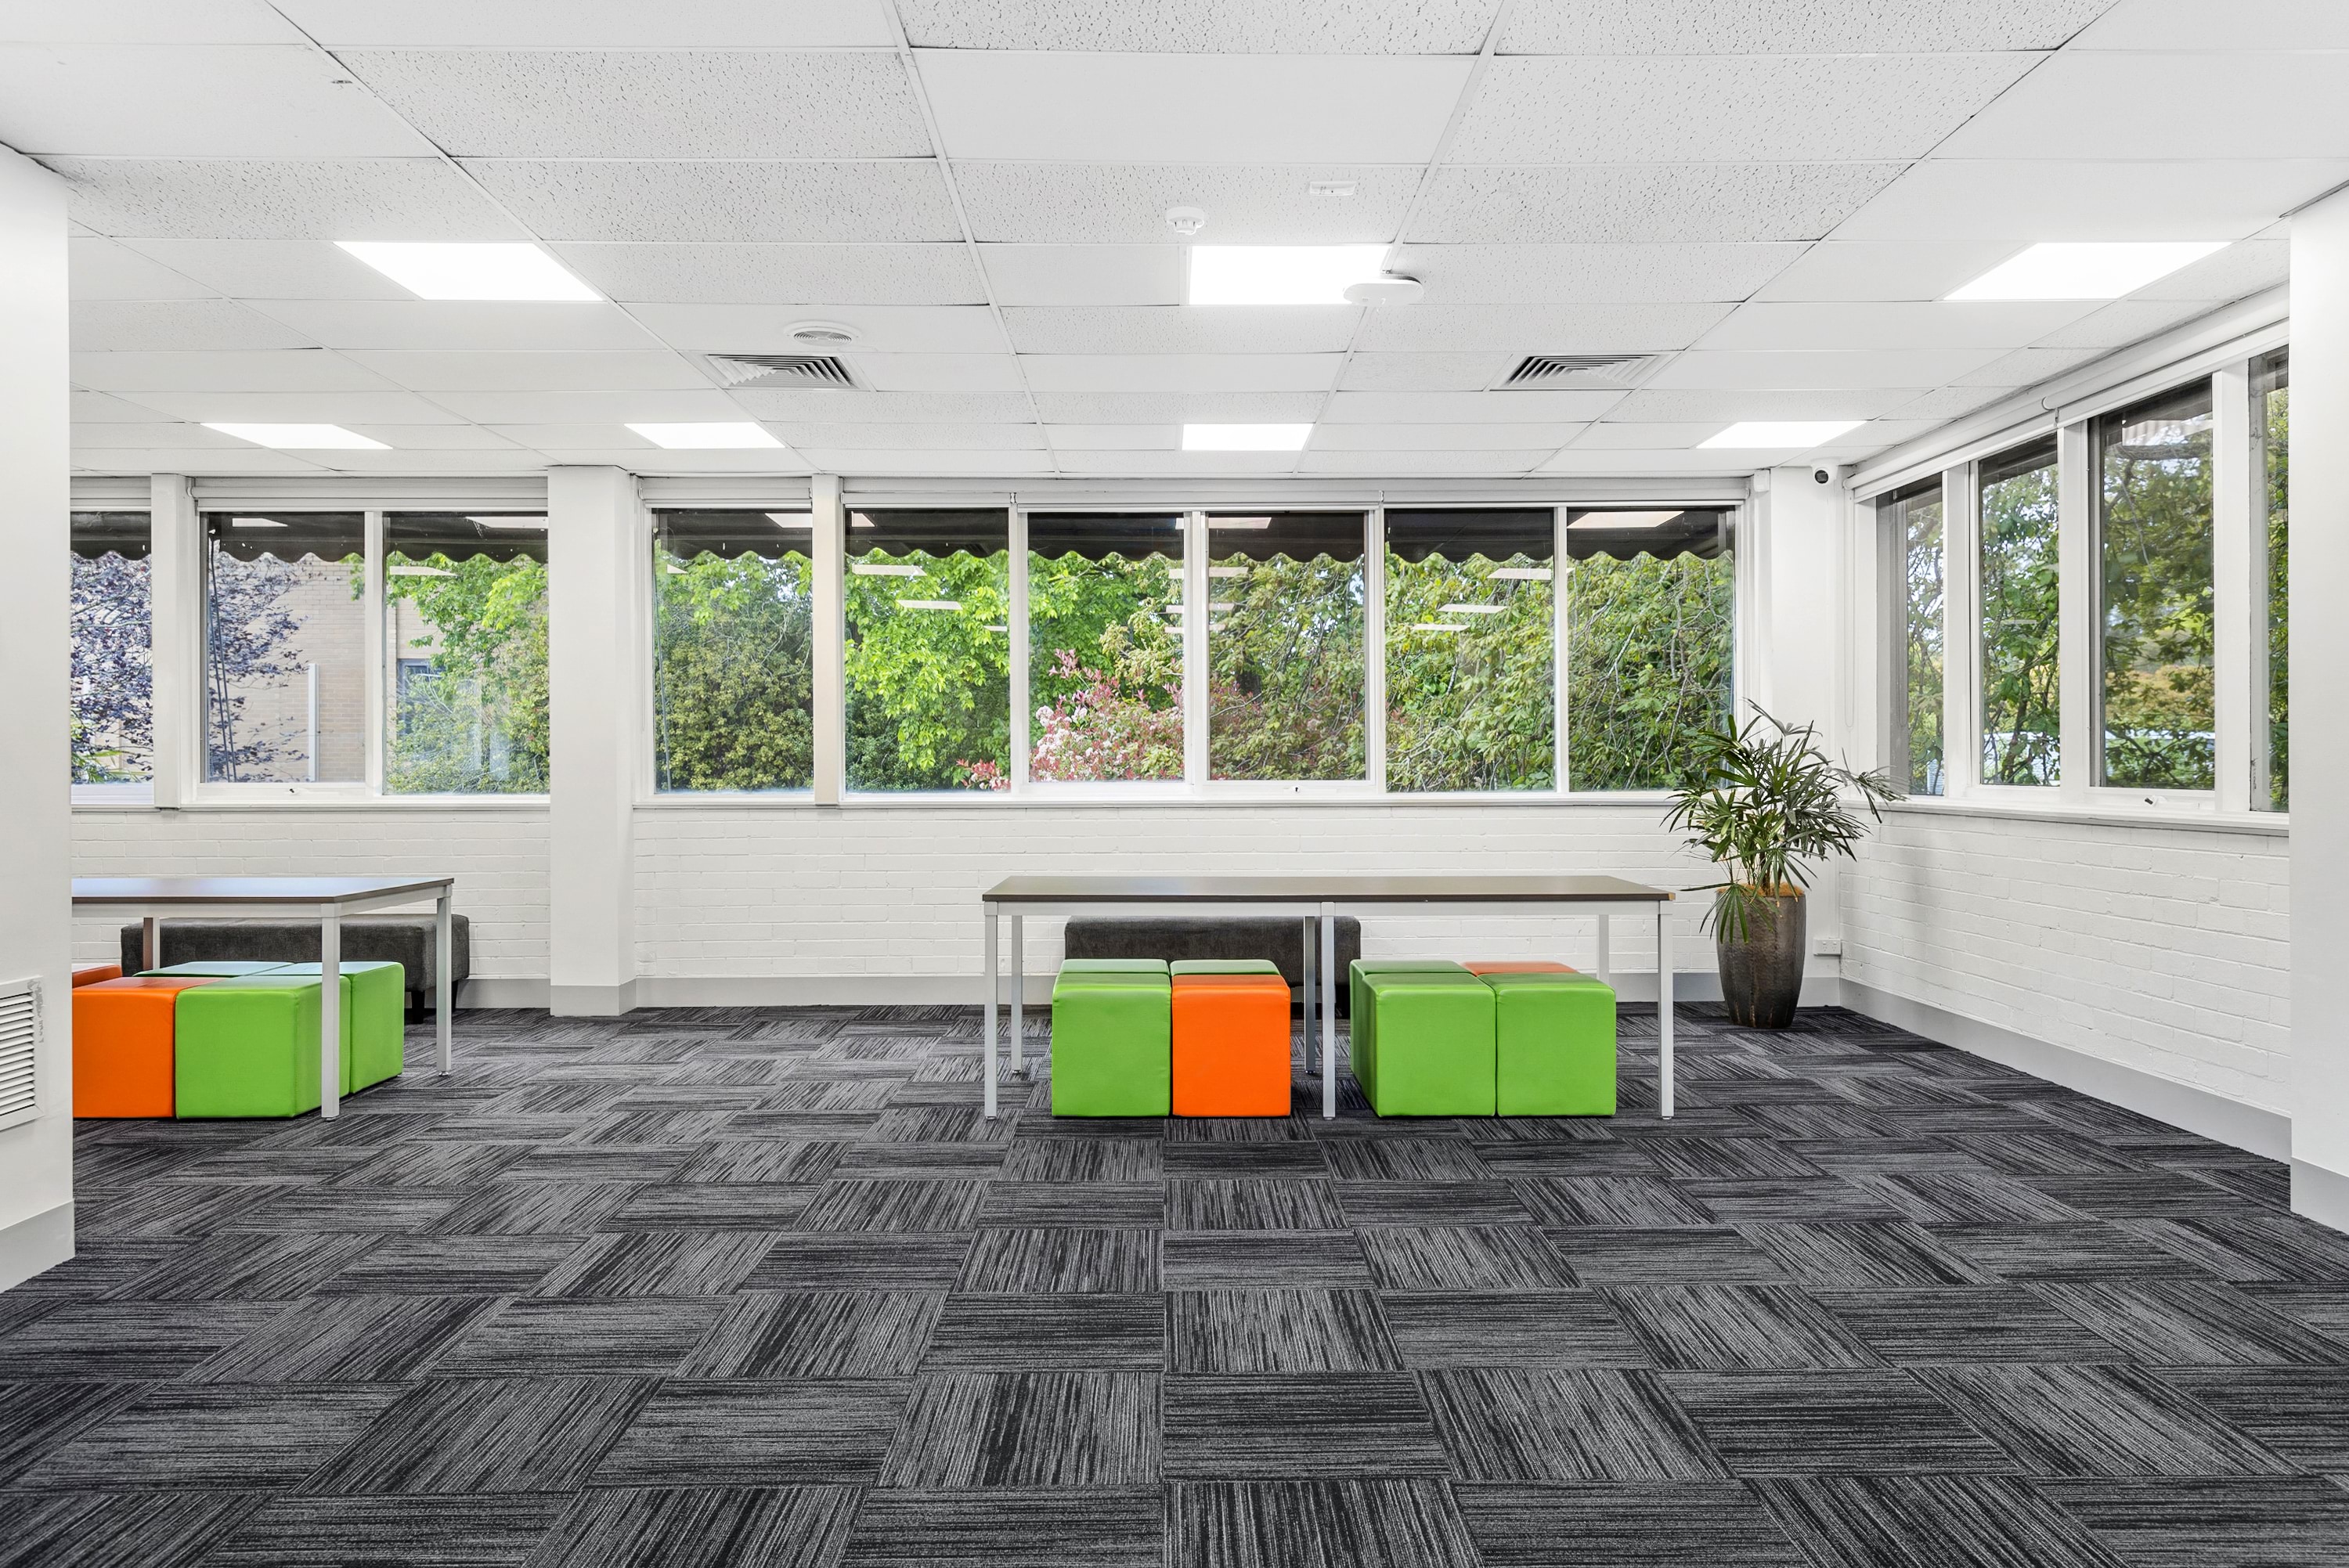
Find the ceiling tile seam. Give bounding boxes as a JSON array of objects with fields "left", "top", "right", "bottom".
[{"left": 256, "top": 0, "right": 814, "bottom": 467}]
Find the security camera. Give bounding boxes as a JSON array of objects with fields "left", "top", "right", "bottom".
[
  {"left": 1165, "top": 207, "right": 1207, "bottom": 238},
  {"left": 1813, "top": 468, "right": 1831, "bottom": 485}
]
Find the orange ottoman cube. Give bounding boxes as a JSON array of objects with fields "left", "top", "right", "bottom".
[
  {"left": 1172, "top": 974, "right": 1293, "bottom": 1117},
  {"left": 72, "top": 975, "right": 214, "bottom": 1118},
  {"left": 1464, "top": 961, "right": 1579, "bottom": 975},
  {"left": 72, "top": 964, "right": 123, "bottom": 987}
]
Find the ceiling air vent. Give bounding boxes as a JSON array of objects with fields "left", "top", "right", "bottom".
[
  {"left": 1499, "top": 353, "right": 1656, "bottom": 389},
  {"left": 704, "top": 353, "right": 858, "bottom": 390}
]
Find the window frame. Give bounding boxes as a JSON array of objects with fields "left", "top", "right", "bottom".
[{"left": 68, "top": 506, "right": 159, "bottom": 807}]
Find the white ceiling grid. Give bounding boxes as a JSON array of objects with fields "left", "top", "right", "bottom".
[{"left": 0, "top": 0, "right": 2328, "bottom": 480}]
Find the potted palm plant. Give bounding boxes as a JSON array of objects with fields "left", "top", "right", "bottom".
[{"left": 1664, "top": 707, "right": 1896, "bottom": 1028}]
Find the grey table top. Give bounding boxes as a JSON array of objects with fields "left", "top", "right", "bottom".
[
  {"left": 72, "top": 875, "right": 455, "bottom": 906},
  {"left": 982, "top": 874, "right": 1673, "bottom": 904}
]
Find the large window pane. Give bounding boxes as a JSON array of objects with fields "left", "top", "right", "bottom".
[
  {"left": 1881, "top": 480, "right": 1946, "bottom": 796},
  {"left": 70, "top": 512, "right": 153, "bottom": 785},
  {"left": 1207, "top": 512, "right": 1366, "bottom": 783},
  {"left": 384, "top": 513, "right": 548, "bottom": 795},
  {"left": 204, "top": 512, "right": 366, "bottom": 783},
  {"left": 2097, "top": 382, "right": 2215, "bottom": 791},
  {"left": 1564, "top": 509, "right": 1734, "bottom": 791},
  {"left": 1385, "top": 508, "right": 1554, "bottom": 792},
  {"left": 1979, "top": 438, "right": 2062, "bottom": 786},
  {"left": 1027, "top": 513, "right": 1185, "bottom": 783},
  {"left": 653, "top": 510, "right": 814, "bottom": 793},
  {"left": 846, "top": 508, "right": 1009, "bottom": 791},
  {"left": 2254, "top": 350, "right": 2289, "bottom": 811}
]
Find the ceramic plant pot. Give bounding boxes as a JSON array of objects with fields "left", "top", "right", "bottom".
[{"left": 1716, "top": 889, "right": 1806, "bottom": 1028}]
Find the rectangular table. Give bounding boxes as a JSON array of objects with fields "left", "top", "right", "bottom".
[
  {"left": 70, "top": 875, "right": 458, "bottom": 1119},
  {"left": 980, "top": 874, "right": 1676, "bottom": 1121}
]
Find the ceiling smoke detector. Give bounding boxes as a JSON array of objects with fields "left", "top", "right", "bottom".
[
  {"left": 1165, "top": 206, "right": 1207, "bottom": 238},
  {"left": 1308, "top": 179, "right": 1359, "bottom": 198},
  {"left": 704, "top": 352, "right": 857, "bottom": 389},
  {"left": 785, "top": 321, "right": 860, "bottom": 347},
  {"left": 1497, "top": 353, "right": 1658, "bottom": 389}
]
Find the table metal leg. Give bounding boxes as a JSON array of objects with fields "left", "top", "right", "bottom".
[
  {"left": 1300, "top": 917, "right": 1317, "bottom": 1075},
  {"left": 1595, "top": 911, "right": 1611, "bottom": 988},
  {"left": 1657, "top": 904, "right": 1674, "bottom": 1119},
  {"left": 1319, "top": 902, "right": 1337, "bottom": 1119},
  {"left": 435, "top": 891, "right": 454, "bottom": 1076},
  {"left": 983, "top": 905, "right": 999, "bottom": 1119},
  {"left": 1009, "top": 914, "right": 1025, "bottom": 1077},
  {"left": 320, "top": 913, "right": 342, "bottom": 1120},
  {"left": 139, "top": 916, "right": 160, "bottom": 973}
]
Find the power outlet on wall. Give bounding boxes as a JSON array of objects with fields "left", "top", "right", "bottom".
[{"left": 1812, "top": 936, "right": 1843, "bottom": 958}]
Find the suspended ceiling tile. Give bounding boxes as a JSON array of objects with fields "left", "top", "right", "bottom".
[
  {"left": 243, "top": 300, "right": 665, "bottom": 351},
  {"left": 425, "top": 388, "right": 749, "bottom": 423},
  {"left": 852, "top": 354, "right": 1030, "bottom": 392},
  {"left": 1452, "top": 54, "right": 2035, "bottom": 164},
  {"left": 0, "top": 44, "right": 435, "bottom": 157},
  {"left": 630, "top": 303, "right": 1010, "bottom": 355},
  {"left": 68, "top": 238, "right": 217, "bottom": 301},
  {"left": 980, "top": 244, "right": 1185, "bottom": 307},
  {"left": 70, "top": 299, "right": 319, "bottom": 352},
  {"left": 1028, "top": 391, "right": 1326, "bottom": 424},
  {"left": 2029, "top": 298, "right": 2224, "bottom": 350},
  {"left": 71, "top": 421, "right": 249, "bottom": 449},
  {"left": 70, "top": 445, "right": 327, "bottom": 474},
  {"left": 1535, "top": 448, "right": 1754, "bottom": 474},
  {"left": 483, "top": 424, "right": 654, "bottom": 449},
  {"left": 728, "top": 389, "right": 1036, "bottom": 423},
  {"left": 1385, "top": 242, "right": 1805, "bottom": 305},
  {"left": 339, "top": 424, "right": 525, "bottom": 449},
  {"left": 1309, "top": 422, "right": 1583, "bottom": 450},
  {"left": 1604, "top": 387, "right": 1919, "bottom": 421},
  {"left": 1002, "top": 305, "right": 1358, "bottom": 355},
  {"left": 1880, "top": 384, "right": 2018, "bottom": 422},
  {"left": 464, "top": 160, "right": 964, "bottom": 244},
  {"left": 2074, "top": 0, "right": 2349, "bottom": 48},
  {"left": 527, "top": 446, "right": 813, "bottom": 472},
  {"left": 2131, "top": 239, "right": 2289, "bottom": 301},
  {"left": 1410, "top": 164, "right": 1905, "bottom": 244},
  {"left": 1694, "top": 300, "right": 2098, "bottom": 351},
  {"left": 917, "top": 51, "right": 1471, "bottom": 164},
  {"left": 1301, "top": 449, "right": 1550, "bottom": 474},
  {"left": 337, "top": 349, "right": 709, "bottom": 392},
  {"left": 1813, "top": 419, "right": 1949, "bottom": 452},
  {"left": 1498, "top": 0, "right": 2110, "bottom": 53},
  {"left": 774, "top": 424, "right": 1045, "bottom": 451},
  {"left": 554, "top": 243, "right": 986, "bottom": 307},
  {"left": 1832, "top": 158, "right": 2349, "bottom": 241},
  {"left": 1337, "top": 352, "right": 1512, "bottom": 392},
  {"left": 793, "top": 449, "right": 1055, "bottom": 476},
  {"left": 49, "top": 157, "right": 526, "bottom": 241},
  {"left": 1041, "top": 424, "right": 1183, "bottom": 449},
  {"left": 9, "top": 2, "right": 305, "bottom": 44},
  {"left": 1357, "top": 301, "right": 1731, "bottom": 354},
  {"left": 117, "top": 390, "right": 467, "bottom": 423},
  {"left": 1320, "top": 389, "right": 1626, "bottom": 422},
  {"left": 956, "top": 164, "right": 1417, "bottom": 244},
  {"left": 1568, "top": 422, "right": 1725, "bottom": 449},
  {"left": 303, "top": 447, "right": 554, "bottom": 472},
  {"left": 71, "top": 391, "right": 178, "bottom": 422},
  {"left": 1055, "top": 449, "right": 1308, "bottom": 476},
  {"left": 1650, "top": 348, "right": 2004, "bottom": 390},
  {"left": 1749, "top": 240, "right": 2026, "bottom": 302},
  {"left": 68, "top": 348, "right": 399, "bottom": 392},
  {"left": 1939, "top": 51, "right": 2349, "bottom": 161},
  {"left": 345, "top": 49, "right": 929, "bottom": 160},
  {"left": 896, "top": 0, "right": 1503, "bottom": 52},
  {"left": 114, "top": 238, "right": 420, "bottom": 300},
  {"left": 271, "top": 0, "right": 896, "bottom": 46},
  {"left": 1019, "top": 352, "right": 1341, "bottom": 392}
]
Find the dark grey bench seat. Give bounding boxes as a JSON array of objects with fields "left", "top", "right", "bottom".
[
  {"left": 119, "top": 915, "right": 470, "bottom": 1015},
  {"left": 1063, "top": 915, "right": 1362, "bottom": 1015}
]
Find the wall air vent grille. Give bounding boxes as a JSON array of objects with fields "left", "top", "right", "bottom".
[
  {"left": 705, "top": 354, "right": 857, "bottom": 389},
  {"left": 1499, "top": 354, "right": 1656, "bottom": 388},
  {"left": 0, "top": 979, "right": 38, "bottom": 1134}
]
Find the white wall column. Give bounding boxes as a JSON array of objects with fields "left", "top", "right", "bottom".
[
  {"left": 0, "top": 150, "right": 74, "bottom": 1289},
  {"left": 547, "top": 466, "right": 643, "bottom": 1016},
  {"left": 2292, "top": 189, "right": 2349, "bottom": 1227}
]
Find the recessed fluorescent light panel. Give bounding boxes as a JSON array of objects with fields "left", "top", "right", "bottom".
[
  {"left": 335, "top": 241, "right": 601, "bottom": 302},
  {"left": 1947, "top": 241, "right": 2228, "bottom": 301},
  {"left": 1698, "top": 421, "right": 1862, "bottom": 450},
  {"left": 1183, "top": 425, "right": 1312, "bottom": 452},
  {"left": 1188, "top": 246, "right": 1389, "bottom": 305},
  {"left": 204, "top": 422, "right": 388, "bottom": 450},
  {"left": 626, "top": 422, "right": 783, "bottom": 450}
]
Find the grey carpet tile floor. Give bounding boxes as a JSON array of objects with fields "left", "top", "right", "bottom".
[{"left": 7, "top": 1003, "right": 2349, "bottom": 1566}]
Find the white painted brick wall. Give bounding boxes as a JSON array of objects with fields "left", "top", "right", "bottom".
[
  {"left": 1845, "top": 808, "right": 2290, "bottom": 1115},
  {"left": 71, "top": 807, "right": 549, "bottom": 977}
]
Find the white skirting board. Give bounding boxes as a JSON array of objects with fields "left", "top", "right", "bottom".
[
  {"left": 2293, "top": 1161, "right": 2349, "bottom": 1231},
  {"left": 0, "top": 1201, "right": 72, "bottom": 1293}
]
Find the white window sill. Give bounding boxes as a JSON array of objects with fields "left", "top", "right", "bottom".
[
  {"left": 634, "top": 789, "right": 1680, "bottom": 810},
  {"left": 79, "top": 791, "right": 550, "bottom": 813},
  {"left": 1884, "top": 795, "right": 2286, "bottom": 838}
]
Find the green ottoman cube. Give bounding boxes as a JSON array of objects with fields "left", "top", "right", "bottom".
[
  {"left": 1050, "top": 968, "right": 1171, "bottom": 1117},
  {"left": 1483, "top": 971, "right": 1618, "bottom": 1116},
  {"left": 276, "top": 961, "right": 406, "bottom": 1091},
  {"left": 1348, "top": 959, "right": 1473, "bottom": 1101},
  {"left": 1170, "top": 959, "right": 1283, "bottom": 978},
  {"left": 1356, "top": 968, "right": 1494, "bottom": 1116},
  {"left": 1059, "top": 958, "right": 1169, "bottom": 976},
  {"left": 139, "top": 961, "right": 288, "bottom": 979},
  {"left": 174, "top": 975, "right": 352, "bottom": 1118}
]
